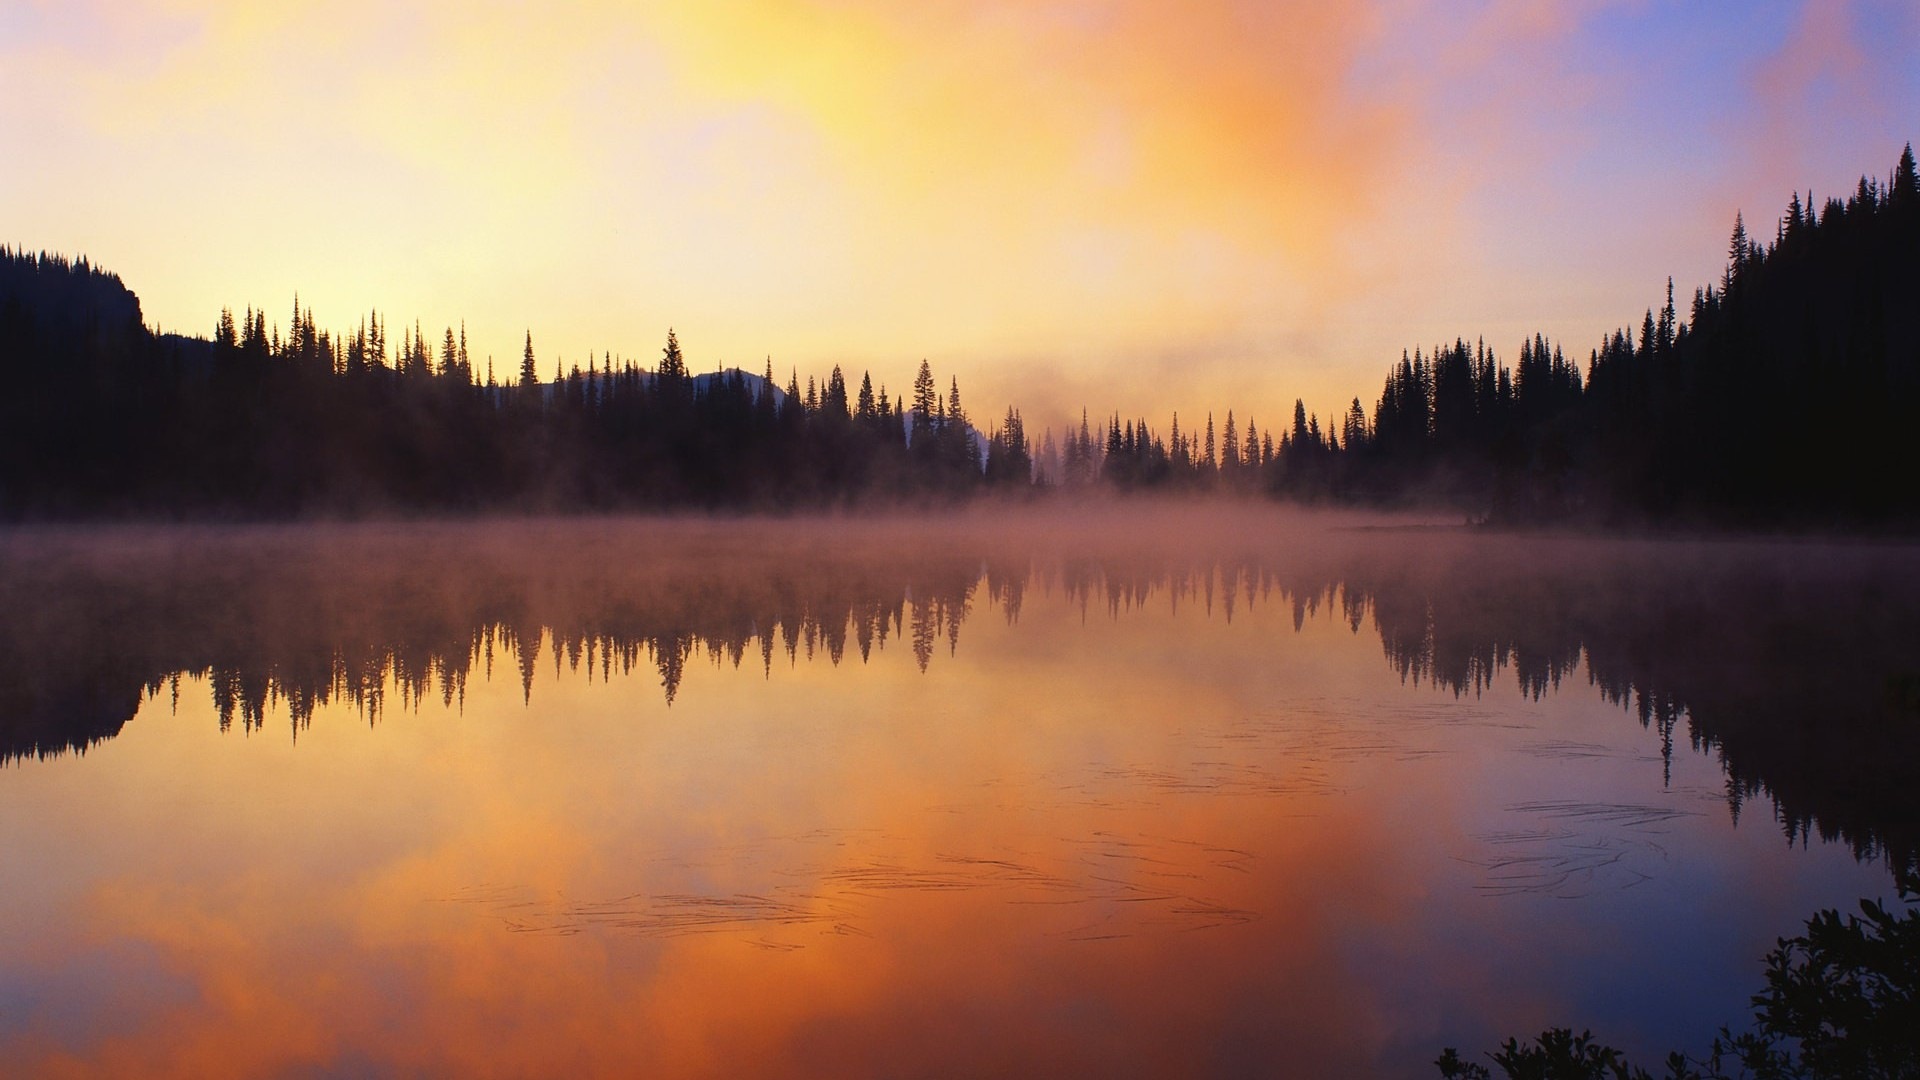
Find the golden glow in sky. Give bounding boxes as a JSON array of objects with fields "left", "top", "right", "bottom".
[{"left": 4, "top": 0, "right": 1917, "bottom": 430}]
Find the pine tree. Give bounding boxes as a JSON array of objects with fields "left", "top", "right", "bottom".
[
  {"left": 824, "top": 366, "right": 849, "bottom": 419},
  {"left": 1659, "top": 278, "right": 1676, "bottom": 353},
  {"left": 658, "top": 328, "right": 686, "bottom": 381},
  {"left": 911, "top": 360, "right": 937, "bottom": 434},
  {"left": 655, "top": 328, "right": 692, "bottom": 417},
  {"left": 856, "top": 371, "right": 876, "bottom": 420},
  {"left": 1894, "top": 143, "right": 1919, "bottom": 208},
  {"left": 1343, "top": 398, "right": 1367, "bottom": 452},
  {"left": 520, "top": 331, "right": 538, "bottom": 387},
  {"left": 1725, "top": 211, "right": 1750, "bottom": 294}
]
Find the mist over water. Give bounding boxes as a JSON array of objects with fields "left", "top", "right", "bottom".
[{"left": 1, "top": 506, "right": 1913, "bottom": 1076}]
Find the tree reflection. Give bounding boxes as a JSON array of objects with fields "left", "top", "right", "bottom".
[{"left": 2, "top": 524, "right": 1916, "bottom": 888}]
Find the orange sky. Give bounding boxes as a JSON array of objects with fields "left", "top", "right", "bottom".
[{"left": 4, "top": 0, "right": 1917, "bottom": 433}]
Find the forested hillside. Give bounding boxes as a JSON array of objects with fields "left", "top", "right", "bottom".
[
  {"left": 1052, "top": 145, "right": 1920, "bottom": 528},
  {"left": 4, "top": 146, "right": 1915, "bottom": 525}
]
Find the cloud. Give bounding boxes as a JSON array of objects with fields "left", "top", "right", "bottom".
[
  {"left": 1746, "top": 0, "right": 1901, "bottom": 193},
  {"left": 648, "top": 1, "right": 1407, "bottom": 260}
]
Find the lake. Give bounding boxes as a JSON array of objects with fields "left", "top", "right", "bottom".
[{"left": 1, "top": 507, "right": 1912, "bottom": 1077}]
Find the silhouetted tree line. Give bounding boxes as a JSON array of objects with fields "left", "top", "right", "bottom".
[
  {"left": 6, "top": 523, "right": 1915, "bottom": 892},
  {"left": 1041, "top": 145, "right": 1920, "bottom": 527},
  {"left": 4, "top": 147, "right": 1914, "bottom": 520},
  {"left": 1033, "top": 405, "right": 1284, "bottom": 495},
  {"left": 0, "top": 258, "right": 1032, "bottom": 515}
]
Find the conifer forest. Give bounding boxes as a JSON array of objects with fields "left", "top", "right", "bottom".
[{"left": 6, "top": 147, "right": 1916, "bottom": 528}]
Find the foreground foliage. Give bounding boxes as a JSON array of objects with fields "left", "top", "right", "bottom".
[{"left": 1437, "top": 899, "right": 1920, "bottom": 1079}]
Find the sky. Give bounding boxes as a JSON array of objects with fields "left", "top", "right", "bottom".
[{"left": 4, "top": 0, "right": 1917, "bottom": 436}]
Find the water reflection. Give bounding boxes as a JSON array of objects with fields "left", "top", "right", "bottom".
[
  {"left": 0, "top": 511, "right": 1914, "bottom": 1075},
  {"left": 5, "top": 517, "right": 1914, "bottom": 886}
]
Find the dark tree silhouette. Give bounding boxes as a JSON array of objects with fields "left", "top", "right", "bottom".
[
  {"left": 0, "top": 255, "right": 1023, "bottom": 515},
  {"left": 4, "top": 146, "right": 1917, "bottom": 524}
]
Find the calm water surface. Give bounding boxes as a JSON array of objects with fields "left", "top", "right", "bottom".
[{"left": 0, "top": 509, "right": 1912, "bottom": 1077}]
